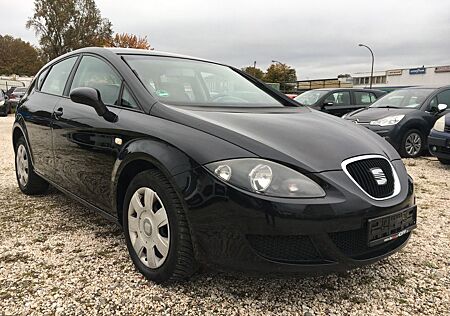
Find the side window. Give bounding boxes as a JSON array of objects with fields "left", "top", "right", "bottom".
[
  {"left": 40, "top": 57, "right": 77, "bottom": 95},
  {"left": 325, "top": 91, "right": 351, "bottom": 105},
  {"left": 429, "top": 97, "right": 438, "bottom": 111},
  {"left": 71, "top": 55, "right": 121, "bottom": 105},
  {"left": 121, "top": 86, "right": 139, "bottom": 109},
  {"left": 437, "top": 90, "right": 450, "bottom": 106},
  {"left": 37, "top": 67, "right": 50, "bottom": 91},
  {"left": 355, "top": 92, "right": 377, "bottom": 104}
]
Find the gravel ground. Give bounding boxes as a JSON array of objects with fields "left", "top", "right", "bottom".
[{"left": 0, "top": 114, "right": 449, "bottom": 316}]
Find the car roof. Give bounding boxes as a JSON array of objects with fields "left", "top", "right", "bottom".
[
  {"left": 72, "top": 47, "right": 214, "bottom": 63},
  {"left": 311, "top": 88, "right": 384, "bottom": 92},
  {"left": 41, "top": 47, "right": 220, "bottom": 73},
  {"left": 399, "top": 85, "right": 450, "bottom": 90}
]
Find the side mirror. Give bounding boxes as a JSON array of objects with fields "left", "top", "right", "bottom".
[
  {"left": 69, "top": 87, "right": 117, "bottom": 122},
  {"left": 438, "top": 103, "right": 448, "bottom": 112},
  {"left": 321, "top": 101, "right": 333, "bottom": 109}
]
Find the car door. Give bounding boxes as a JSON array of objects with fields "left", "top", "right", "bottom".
[
  {"left": 52, "top": 54, "right": 139, "bottom": 211},
  {"left": 322, "top": 91, "right": 352, "bottom": 116},
  {"left": 20, "top": 56, "right": 78, "bottom": 180},
  {"left": 424, "top": 89, "right": 450, "bottom": 127}
]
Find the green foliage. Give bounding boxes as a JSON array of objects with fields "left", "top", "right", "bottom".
[
  {"left": 264, "top": 63, "right": 297, "bottom": 83},
  {"left": 0, "top": 35, "right": 43, "bottom": 76},
  {"left": 241, "top": 66, "right": 265, "bottom": 80},
  {"left": 26, "top": 0, "right": 113, "bottom": 61},
  {"left": 109, "top": 33, "right": 152, "bottom": 49}
]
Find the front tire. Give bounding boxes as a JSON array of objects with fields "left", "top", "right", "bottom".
[
  {"left": 400, "top": 129, "right": 424, "bottom": 158},
  {"left": 15, "top": 137, "right": 49, "bottom": 195},
  {"left": 123, "top": 169, "right": 197, "bottom": 283}
]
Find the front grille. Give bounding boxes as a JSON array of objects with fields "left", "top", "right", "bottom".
[
  {"left": 329, "top": 228, "right": 410, "bottom": 260},
  {"left": 444, "top": 125, "right": 450, "bottom": 133},
  {"left": 344, "top": 157, "right": 396, "bottom": 199},
  {"left": 247, "top": 235, "right": 324, "bottom": 263}
]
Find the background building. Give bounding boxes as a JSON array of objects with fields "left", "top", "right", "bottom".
[{"left": 352, "top": 65, "right": 450, "bottom": 89}]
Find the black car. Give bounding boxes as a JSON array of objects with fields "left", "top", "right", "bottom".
[
  {"left": 13, "top": 47, "right": 416, "bottom": 282},
  {"left": 344, "top": 86, "right": 450, "bottom": 158},
  {"left": 0, "top": 89, "right": 10, "bottom": 116},
  {"left": 294, "top": 88, "right": 386, "bottom": 116},
  {"left": 7, "top": 86, "right": 28, "bottom": 112},
  {"left": 428, "top": 114, "right": 450, "bottom": 164}
]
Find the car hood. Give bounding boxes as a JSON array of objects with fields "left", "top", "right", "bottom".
[
  {"left": 153, "top": 104, "right": 400, "bottom": 172},
  {"left": 344, "top": 107, "right": 415, "bottom": 123}
]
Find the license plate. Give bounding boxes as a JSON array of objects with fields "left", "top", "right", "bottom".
[{"left": 367, "top": 206, "right": 417, "bottom": 247}]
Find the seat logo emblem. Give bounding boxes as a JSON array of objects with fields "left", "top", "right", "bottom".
[{"left": 370, "top": 167, "right": 387, "bottom": 185}]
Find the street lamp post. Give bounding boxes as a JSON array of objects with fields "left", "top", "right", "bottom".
[
  {"left": 358, "top": 44, "right": 374, "bottom": 89},
  {"left": 271, "top": 60, "right": 285, "bottom": 91}
]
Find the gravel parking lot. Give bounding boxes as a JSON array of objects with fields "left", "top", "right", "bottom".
[{"left": 0, "top": 114, "right": 449, "bottom": 316}]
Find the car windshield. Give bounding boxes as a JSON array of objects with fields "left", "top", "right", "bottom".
[
  {"left": 370, "top": 88, "right": 434, "bottom": 109},
  {"left": 294, "top": 90, "right": 328, "bottom": 106},
  {"left": 123, "top": 55, "right": 284, "bottom": 107}
]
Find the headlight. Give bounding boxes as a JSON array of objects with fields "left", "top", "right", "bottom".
[
  {"left": 370, "top": 115, "right": 405, "bottom": 126},
  {"left": 205, "top": 159, "right": 326, "bottom": 198},
  {"left": 432, "top": 116, "right": 446, "bottom": 132}
]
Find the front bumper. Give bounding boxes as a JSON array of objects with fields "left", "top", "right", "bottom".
[
  {"left": 428, "top": 129, "right": 450, "bottom": 160},
  {"left": 174, "top": 162, "right": 416, "bottom": 274},
  {"left": 354, "top": 123, "right": 401, "bottom": 150}
]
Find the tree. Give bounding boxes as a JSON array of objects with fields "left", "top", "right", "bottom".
[
  {"left": 0, "top": 35, "right": 43, "bottom": 76},
  {"left": 264, "top": 63, "right": 297, "bottom": 83},
  {"left": 241, "top": 66, "right": 265, "bottom": 80},
  {"left": 109, "top": 33, "right": 152, "bottom": 50},
  {"left": 26, "top": 0, "right": 113, "bottom": 61}
]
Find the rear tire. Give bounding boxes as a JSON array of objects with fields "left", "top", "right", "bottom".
[
  {"left": 123, "top": 169, "right": 197, "bottom": 283},
  {"left": 438, "top": 158, "right": 450, "bottom": 165},
  {"left": 14, "top": 137, "right": 49, "bottom": 195},
  {"left": 399, "top": 129, "right": 424, "bottom": 158}
]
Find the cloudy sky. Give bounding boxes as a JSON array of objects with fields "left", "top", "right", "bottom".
[{"left": 1, "top": 0, "right": 449, "bottom": 79}]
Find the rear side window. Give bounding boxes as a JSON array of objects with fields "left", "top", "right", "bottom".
[
  {"left": 41, "top": 57, "right": 77, "bottom": 96},
  {"left": 355, "top": 91, "right": 376, "bottom": 104},
  {"left": 37, "top": 68, "right": 50, "bottom": 90},
  {"left": 71, "top": 55, "right": 121, "bottom": 106},
  {"left": 325, "top": 91, "right": 351, "bottom": 105}
]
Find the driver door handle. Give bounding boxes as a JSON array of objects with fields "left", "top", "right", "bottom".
[{"left": 53, "top": 107, "right": 63, "bottom": 119}]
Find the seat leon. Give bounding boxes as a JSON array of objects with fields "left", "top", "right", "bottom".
[{"left": 13, "top": 47, "right": 417, "bottom": 283}]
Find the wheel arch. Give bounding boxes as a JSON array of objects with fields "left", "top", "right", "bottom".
[
  {"left": 12, "top": 120, "right": 33, "bottom": 163},
  {"left": 112, "top": 138, "right": 198, "bottom": 226}
]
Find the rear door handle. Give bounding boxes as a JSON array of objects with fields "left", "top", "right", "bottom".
[{"left": 53, "top": 107, "right": 63, "bottom": 119}]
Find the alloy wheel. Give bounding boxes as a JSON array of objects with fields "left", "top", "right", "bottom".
[
  {"left": 128, "top": 187, "right": 170, "bottom": 269},
  {"left": 405, "top": 132, "right": 422, "bottom": 156},
  {"left": 16, "top": 144, "right": 29, "bottom": 187}
]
